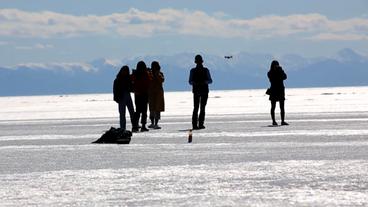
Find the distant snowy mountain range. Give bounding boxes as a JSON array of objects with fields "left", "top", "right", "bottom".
[{"left": 1, "top": 48, "right": 367, "bottom": 96}]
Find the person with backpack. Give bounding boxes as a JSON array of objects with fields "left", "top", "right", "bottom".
[{"left": 113, "top": 65, "right": 135, "bottom": 131}]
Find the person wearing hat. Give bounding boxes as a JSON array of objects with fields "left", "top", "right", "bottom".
[{"left": 189, "top": 55, "right": 213, "bottom": 130}]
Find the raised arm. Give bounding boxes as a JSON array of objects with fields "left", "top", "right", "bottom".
[
  {"left": 159, "top": 72, "right": 165, "bottom": 83},
  {"left": 282, "top": 70, "right": 287, "bottom": 80}
]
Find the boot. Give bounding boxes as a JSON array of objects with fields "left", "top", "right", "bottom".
[{"left": 140, "top": 124, "right": 149, "bottom": 132}]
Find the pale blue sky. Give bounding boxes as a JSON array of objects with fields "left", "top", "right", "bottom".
[{"left": 0, "top": 0, "right": 367, "bottom": 65}]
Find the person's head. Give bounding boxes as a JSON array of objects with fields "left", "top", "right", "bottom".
[
  {"left": 151, "top": 61, "right": 161, "bottom": 73},
  {"left": 136, "top": 61, "right": 147, "bottom": 73},
  {"left": 117, "top": 65, "right": 129, "bottom": 78},
  {"left": 270, "top": 60, "right": 280, "bottom": 71},
  {"left": 194, "top": 55, "right": 203, "bottom": 65}
]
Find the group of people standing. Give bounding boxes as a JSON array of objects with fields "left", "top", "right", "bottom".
[
  {"left": 113, "top": 54, "right": 288, "bottom": 132},
  {"left": 113, "top": 61, "right": 165, "bottom": 132}
]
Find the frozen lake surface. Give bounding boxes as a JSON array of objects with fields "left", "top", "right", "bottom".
[{"left": 1, "top": 87, "right": 368, "bottom": 206}]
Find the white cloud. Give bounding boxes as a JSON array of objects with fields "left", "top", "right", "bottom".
[
  {"left": 15, "top": 43, "right": 54, "bottom": 50},
  {"left": 12, "top": 62, "right": 97, "bottom": 72},
  {"left": 0, "top": 8, "right": 367, "bottom": 41},
  {"left": 103, "top": 58, "right": 122, "bottom": 67},
  {"left": 35, "top": 43, "right": 54, "bottom": 49},
  {"left": 309, "top": 33, "right": 368, "bottom": 41}
]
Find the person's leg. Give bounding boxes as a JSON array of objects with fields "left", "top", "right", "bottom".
[
  {"left": 126, "top": 93, "right": 135, "bottom": 129},
  {"left": 153, "top": 112, "right": 161, "bottom": 129},
  {"left": 140, "top": 95, "right": 149, "bottom": 131},
  {"left": 198, "top": 94, "right": 208, "bottom": 128},
  {"left": 280, "top": 100, "right": 288, "bottom": 125},
  {"left": 132, "top": 94, "right": 141, "bottom": 131},
  {"left": 155, "top": 112, "right": 161, "bottom": 125},
  {"left": 149, "top": 111, "right": 155, "bottom": 127},
  {"left": 271, "top": 100, "right": 277, "bottom": 125},
  {"left": 118, "top": 102, "right": 127, "bottom": 130},
  {"left": 192, "top": 94, "right": 200, "bottom": 129}
]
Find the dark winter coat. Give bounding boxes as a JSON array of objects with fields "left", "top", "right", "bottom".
[
  {"left": 189, "top": 65, "right": 213, "bottom": 95},
  {"left": 113, "top": 75, "right": 133, "bottom": 103},
  {"left": 148, "top": 71, "right": 165, "bottom": 112},
  {"left": 267, "top": 66, "right": 287, "bottom": 101},
  {"left": 131, "top": 70, "right": 152, "bottom": 96}
]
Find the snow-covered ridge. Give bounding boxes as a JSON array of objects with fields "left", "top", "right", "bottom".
[{"left": 1, "top": 49, "right": 368, "bottom": 96}]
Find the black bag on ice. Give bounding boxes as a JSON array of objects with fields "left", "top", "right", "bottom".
[{"left": 92, "top": 127, "right": 132, "bottom": 144}]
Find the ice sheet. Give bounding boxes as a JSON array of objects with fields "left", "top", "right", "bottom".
[
  {"left": 1, "top": 86, "right": 368, "bottom": 121},
  {"left": 0, "top": 87, "right": 368, "bottom": 206}
]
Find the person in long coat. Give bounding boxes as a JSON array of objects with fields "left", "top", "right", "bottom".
[
  {"left": 267, "top": 60, "right": 288, "bottom": 126},
  {"left": 113, "top": 65, "right": 135, "bottom": 131},
  {"left": 148, "top": 61, "right": 165, "bottom": 129},
  {"left": 131, "top": 61, "right": 152, "bottom": 132}
]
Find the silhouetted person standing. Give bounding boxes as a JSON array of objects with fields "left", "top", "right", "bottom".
[
  {"left": 267, "top": 60, "right": 288, "bottom": 126},
  {"left": 148, "top": 61, "right": 165, "bottom": 129},
  {"left": 131, "top": 61, "right": 152, "bottom": 132},
  {"left": 113, "top": 65, "right": 135, "bottom": 131},
  {"left": 189, "top": 55, "right": 213, "bottom": 130}
]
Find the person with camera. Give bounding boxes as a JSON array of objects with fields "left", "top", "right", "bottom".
[
  {"left": 267, "top": 60, "right": 288, "bottom": 126},
  {"left": 148, "top": 61, "right": 165, "bottom": 129}
]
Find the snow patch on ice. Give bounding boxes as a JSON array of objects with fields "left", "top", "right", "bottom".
[{"left": 0, "top": 160, "right": 367, "bottom": 206}]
